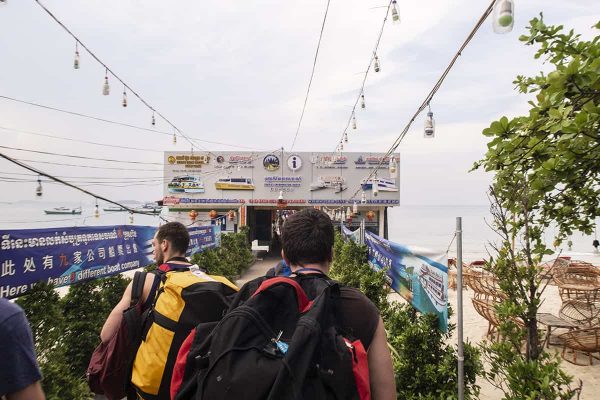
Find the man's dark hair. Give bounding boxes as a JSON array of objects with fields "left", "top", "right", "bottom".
[
  {"left": 156, "top": 222, "right": 190, "bottom": 255},
  {"left": 281, "top": 208, "right": 334, "bottom": 266}
]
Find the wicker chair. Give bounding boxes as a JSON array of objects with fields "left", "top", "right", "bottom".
[
  {"left": 472, "top": 298, "right": 522, "bottom": 341},
  {"left": 559, "top": 299, "right": 600, "bottom": 328},
  {"left": 559, "top": 327, "right": 600, "bottom": 365}
]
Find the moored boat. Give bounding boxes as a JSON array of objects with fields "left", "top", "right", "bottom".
[{"left": 44, "top": 207, "right": 82, "bottom": 215}]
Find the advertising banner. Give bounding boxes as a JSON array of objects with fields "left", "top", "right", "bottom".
[
  {"left": 341, "top": 225, "right": 361, "bottom": 243},
  {"left": 364, "top": 231, "right": 449, "bottom": 331},
  {"left": 0, "top": 224, "right": 221, "bottom": 299}
]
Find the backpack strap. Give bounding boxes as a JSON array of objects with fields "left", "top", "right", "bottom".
[
  {"left": 131, "top": 271, "right": 147, "bottom": 307},
  {"left": 252, "top": 277, "right": 313, "bottom": 313}
]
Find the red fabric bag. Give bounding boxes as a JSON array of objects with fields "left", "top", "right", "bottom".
[{"left": 87, "top": 271, "right": 151, "bottom": 400}]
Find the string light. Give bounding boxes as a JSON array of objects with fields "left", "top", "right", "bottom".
[
  {"left": 94, "top": 199, "right": 100, "bottom": 218},
  {"left": 73, "top": 41, "right": 80, "bottom": 69},
  {"left": 389, "top": 156, "right": 398, "bottom": 176},
  {"left": 0, "top": 1, "right": 7, "bottom": 6},
  {"left": 492, "top": 0, "right": 514, "bottom": 33},
  {"left": 374, "top": 54, "right": 381, "bottom": 72},
  {"left": 339, "top": 142, "right": 344, "bottom": 151},
  {"left": 424, "top": 104, "right": 435, "bottom": 138},
  {"left": 361, "top": 93, "right": 366, "bottom": 109},
  {"left": 36, "top": 175, "right": 42, "bottom": 197},
  {"left": 128, "top": 212, "right": 134, "bottom": 224},
  {"left": 372, "top": 172, "right": 379, "bottom": 197},
  {"left": 122, "top": 86, "right": 128, "bottom": 107},
  {"left": 151, "top": 111, "right": 156, "bottom": 126},
  {"left": 352, "top": 112, "right": 357, "bottom": 130},
  {"left": 391, "top": 0, "right": 400, "bottom": 23},
  {"left": 102, "top": 69, "right": 110, "bottom": 95},
  {"left": 343, "top": 132, "right": 348, "bottom": 143},
  {"left": 353, "top": 201, "right": 358, "bottom": 214},
  {"left": 173, "top": 131, "right": 177, "bottom": 145}
]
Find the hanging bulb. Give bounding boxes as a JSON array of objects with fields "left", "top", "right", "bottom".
[
  {"left": 151, "top": 112, "right": 156, "bottom": 126},
  {"left": 493, "top": 0, "right": 514, "bottom": 34},
  {"left": 172, "top": 131, "right": 177, "bottom": 145},
  {"left": 424, "top": 105, "right": 435, "bottom": 138},
  {"left": 102, "top": 69, "right": 110, "bottom": 95},
  {"left": 391, "top": 0, "right": 400, "bottom": 23},
  {"left": 122, "top": 87, "right": 128, "bottom": 107},
  {"left": 346, "top": 206, "right": 351, "bottom": 217},
  {"left": 373, "top": 175, "right": 379, "bottom": 197},
  {"left": 128, "top": 212, "right": 134, "bottom": 224},
  {"left": 361, "top": 93, "right": 366, "bottom": 109},
  {"left": 374, "top": 54, "right": 380, "bottom": 73},
  {"left": 0, "top": 0, "right": 7, "bottom": 5},
  {"left": 341, "top": 211, "right": 346, "bottom": 221},
  {"left": 339, "top": 142, "right": 344, "bottom": 151},
  {"left": 353, "top": 201, "right": 358, "bottom": 214},
  {"left": 389, "top": 156, "right": 398, "bottom": 177},
  {"left": 352, "top": 112, "right": 357, "bottom": 130},
  {"left": 73, "top": 42, "right": 80, "bottom": 69},
  {"left": 278, "top": 190, "right": 284, "bottom": 202},
  {"left": 343, "top": 132, "right": 348, "bottom": 144},
  {"left": 94, "top": 202, "right": 100, "bottom": 218},
  {"left": 35, "top": 176, "right": 42, "bottom": 197},
  {"left": 361, "top": 191, "right": 367, "bottom": 204}
]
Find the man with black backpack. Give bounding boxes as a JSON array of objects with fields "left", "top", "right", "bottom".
[
  {"left": 99, "top": 222, "right": 237, "bottom": 400},
  {"left": 173, "top": 209, "right": 395, "bottom": 400}
]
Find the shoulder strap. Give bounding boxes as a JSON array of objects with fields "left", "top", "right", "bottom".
[{"left": 131, "top": 271, "right": 147, "bottom": 306}]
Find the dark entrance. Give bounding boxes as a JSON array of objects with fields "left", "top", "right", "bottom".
[{"left": 248, "top": 208, "right": 273, "bottom": 248}]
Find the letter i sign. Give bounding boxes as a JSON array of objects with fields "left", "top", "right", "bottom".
[{"left": 287, "top": 155, "right": 302, "bottom": 172}]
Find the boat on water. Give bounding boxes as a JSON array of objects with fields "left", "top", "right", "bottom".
[
  {"left": 103, "top": 205, "right": 127, "bottom": 212},
  {"left": 215, "top": 177, "right": 255, "bottom": 190},
  {"left": 44, "top": 207, "right": 82, "bottom": 215},
  {"left": 360, "top": 177, "right": 398, "bottom": 192},
  {"left": 168, "top": 175, "right": 205, "bottom": 194},
  {"left": 310, "top": 176, "right": 347, "bottom": 193},
  {"left": 418, "top": 264, "right": 447, "bottom": 310},
  {"left": 135, "top": 203, "right": 162, "bottom": 214}
]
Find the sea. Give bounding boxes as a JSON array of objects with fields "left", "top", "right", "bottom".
[{"left": 1, "top": 201, "right": 599, "bottom": 265}]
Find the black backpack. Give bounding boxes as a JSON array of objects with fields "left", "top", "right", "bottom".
[{"left": 172, "top": 275, "right": 371, "bottom": 400}]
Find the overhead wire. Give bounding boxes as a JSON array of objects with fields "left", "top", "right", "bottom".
[
  {"left": 14, "top": 158, "right": 162, "bottom": 171},
  {"left": 345, "top": 0, "right": 497, "bottom": 202},
  {"left": 289, "top": 0, "right": 331, "bottom": 151},
  {"left": 0, "top": 95, "right": 266, "bottom": 151},
  {"left": 0, "top": 145, "right": 162, "bottom": 165}
]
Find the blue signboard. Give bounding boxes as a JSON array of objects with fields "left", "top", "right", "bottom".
[
  {"left": 0, "top": 224, "right": 221, "bottom": 299},
  {"left": 364, "top": 231, "right": 449, "bottom": 331}
]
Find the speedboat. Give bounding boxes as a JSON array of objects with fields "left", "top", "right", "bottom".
[
  {"left": 215, "top": 177, "right": 255, "bottom": 190},
  {"left": 309, "top": 176, "right": 347, "bottom": 193},
  {"left": 44, "top": 207, "right": 82, "bottom": 215},
  {"left": 418, "top": 264, "right": 447, "bottom": 310},
  {"left": 168, "top": 176, "right": 205, "bottom": 194},
  {"left": 135, "top": 203, "right": 162, "bottom": 214},
  {"left": 360, "top": 177, "right": 398, "bottom": 192},
  {"left": 103, "top": 205, "right": 127, "bottom": 212}
]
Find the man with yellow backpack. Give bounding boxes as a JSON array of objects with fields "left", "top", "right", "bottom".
[{"left": 99, "top": 222, "right": 238, "bottom": 400}]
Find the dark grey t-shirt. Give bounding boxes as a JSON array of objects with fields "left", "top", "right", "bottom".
[{"left": 0, "top": 299, "right": 42, "bottom": 396}]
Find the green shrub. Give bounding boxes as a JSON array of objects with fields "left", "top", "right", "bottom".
[{"left": 191, "top": 231, "right": 254, "bottom": 281}]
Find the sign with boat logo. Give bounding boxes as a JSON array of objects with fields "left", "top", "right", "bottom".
[{"left": 163, "top": 151, "right": 400, "bottom": 207}]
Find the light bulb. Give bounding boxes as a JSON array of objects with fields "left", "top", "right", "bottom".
[
  {"left": 102, "top": 73, "right": 110, "bottom": 96},
  {"left": 346, "top": 206, "right": 351, "bottom": 216},
  {"left": 343, "top": 132, "right": 348, "bottom": 143},
  {"left": 74, "top": 49, "right": 80, "bottom": 70},
  {"left": 352, "top": 113, "right": 357, "bottom": 130},
  {"left": 36, "top": 177, "right": 42, "bottom": 197},
  {"left": 492, "top": 0, "right": 514, "bottom": 34},
  {"left": 361, "top": 191, "right": 367, "bottom": 204},
  {"left": 373, "top": 177, "right": 379, "bottom": 196},
  {"left": 95, "top": 204, "right": 100, "bottom": 218},
  {"left": 391, "top": 0, "right": 400, "bottom": 23},
  {"left": 353, "top": 201, "right": 358, "bottom": 214},
  {"left": 340, "top": 142, "right": 344, "bottom": 151},
  {"left": 361, "top": 94, "right": 366, "bottom": 109},
  {"left": 278, "top": 190, "right": 284, "bottom": 201},
  {"left": 424, "top": 110, "right": 435, "bottom": 138},
  {"left": 129, "top": 212, "right": 134, "bottom": 224},
  {"left": 0, "top": 0, "right": 7, "bottom": 6},
  {"left": 122, "top": 89, "right": 128, "bottom": 107},
  {"left": 374, "top": 55, "right": 380, "bottom": 73},
  {"left": 389, "top": 157, "right": 397, "bottom": 176},
  {"left": 151, "top": 112, "right": 156, "bottom": 126},
  {"left": 173, "top": 132, "right": 177, "bottom": 145}
]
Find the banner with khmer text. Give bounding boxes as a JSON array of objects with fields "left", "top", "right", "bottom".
[
  {"left": 364, "top": 230, "right": 448, "bottom": 331},
  {"left": 0, "top": 225, "right": 220, "bottom": 299}
]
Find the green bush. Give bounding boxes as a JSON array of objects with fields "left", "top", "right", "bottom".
[
  {"left": 191, "top": 231, "right": 254, "bottom": 281},
  {"left": 331, "top": 233, "right": 482, "bottom": 399}
]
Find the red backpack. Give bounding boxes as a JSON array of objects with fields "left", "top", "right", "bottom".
[{"left": 171, "top": 275, "right": 371, "bottom": 400}]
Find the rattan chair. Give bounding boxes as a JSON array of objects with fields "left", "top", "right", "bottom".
[
  {"left": 559, "top": 299, "right": 600, "bottom": 328},
  {"left": 559, "top": 327, "right": 600, "bottom": 365}
]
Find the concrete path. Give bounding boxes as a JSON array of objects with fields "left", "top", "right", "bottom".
[{"left": 235, "top": 255, "right": 278, "bottom": 287}]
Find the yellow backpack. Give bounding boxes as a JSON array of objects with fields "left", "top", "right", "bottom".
[{"left": 131, "top": 264, "right": 238, "bottom": 399}]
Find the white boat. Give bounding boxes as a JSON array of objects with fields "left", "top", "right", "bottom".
[
  {"left": 309, "top": 176, "right": 347, "bottom": 193},
  {"left": 168, "top": 175, "right": 205, "bottom": 194},
  {"left": 418, "top": 264, "right": 447, "bottom": 310},
  {"left": 135, "top": 203, "right": 162, "bottom": 214},
  {"left": 103, "top": 205, "right": 127, "bottom": 212},
  {"left": 360, "top": 177, "right": 398, "bottom": 192},
  {"left": 44, "top": 207, "right": 82, "bottom": 215},
  {"left": 215, "top": 177, "right": 255, "bottom": 190}
]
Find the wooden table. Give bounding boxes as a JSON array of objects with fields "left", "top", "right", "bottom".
[{"left": 537, "top": 313, "right": 576, "bottom": 347}]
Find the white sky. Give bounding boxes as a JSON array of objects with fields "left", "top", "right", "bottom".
[{"left": 0, "top": 0, "right": 598, "bottom": 206}]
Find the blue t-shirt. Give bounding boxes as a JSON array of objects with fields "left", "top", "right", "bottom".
[{"left": 0, "top": 298, "right": 42, "bottom": 396}]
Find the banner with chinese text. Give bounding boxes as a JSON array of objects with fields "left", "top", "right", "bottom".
[{"left": 364, "top": 231, "right": 448, "bottom": 331}]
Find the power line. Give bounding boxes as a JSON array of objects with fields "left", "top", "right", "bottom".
[
  {"left": 0, "top": 145, "right": 162, "bottom": 165},
  {"left": 289, "top": 0, "right": 331, "bottom": 151},
  {"left": 0, "top": 151, "right": 161, "bottom": 217},
  {"left": 346, "top": 0, "right": 497, "bottom": 202},
  {"left": 13, "top": 158, "right": 162, "bottom": 171},
  {"left": 0, "top": 95, "right": 266, "bottom": 150}
]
